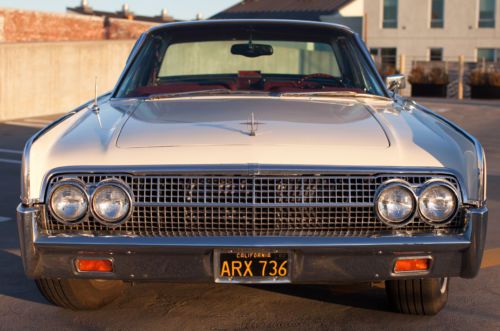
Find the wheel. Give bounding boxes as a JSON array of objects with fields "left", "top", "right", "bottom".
[
  {"left": 385, "top": 277, "right": 449, "bottom": 315},
  {"left": 35, "top": 278, "right": 124, "bottom": 310}
]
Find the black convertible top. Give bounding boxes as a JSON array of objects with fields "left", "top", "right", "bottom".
[{"left": 147, "top": 19, "right": 355, "bottom": 37}]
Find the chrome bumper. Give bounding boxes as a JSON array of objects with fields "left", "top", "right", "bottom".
[{"left": 17, "top": 204, "right": 488, "bottom": 283}]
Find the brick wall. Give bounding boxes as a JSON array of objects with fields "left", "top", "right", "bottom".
[
  {"left": 0, "top": 8, "right": 156, "bottom": 42},
  {"left": 107, "top": 18, "right": 157, "bottom": 40},
  {"left": 0, "top": 16, "right": 4, "bottom": 41}
]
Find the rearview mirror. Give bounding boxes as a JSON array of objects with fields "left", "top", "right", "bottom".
[
  {"left": 231, "top": 43, "right": 274, "bottom": 58},
  {"left": 385, "top": 74, "right": 406, "bottom": 94}
]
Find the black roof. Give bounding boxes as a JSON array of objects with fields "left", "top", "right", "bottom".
[{"left": 147, "top": 19, "right": 354, "bottom": 35}]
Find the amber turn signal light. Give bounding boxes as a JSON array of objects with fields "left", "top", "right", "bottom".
[
  {"left": 76, "top": 259, "right": 113, "bottom": 272},
  {"left": 394, "top": 258, "right": 430, "bottom": 273}
]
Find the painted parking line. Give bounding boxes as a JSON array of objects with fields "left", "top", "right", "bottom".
[
  {"left": 0, "top": 216, "right": 12, "bottom": 223},
  {"left": 0, "top": 158, "right": 21, "bottom": 165},
  {"left": 0, "top": 148, "right": 23, "bottom": 155},
  {"left": 481, "top": 248, "right": 500, "bottom": 269},
  {"left": 0, "top": 148, "right": 22, "bottom": 164},
  {"left": 435, "top": 108, "right": 450, "bottom": 113},
  {"left": 3, "top": 121, "right": 46, "bottom": 129},
  {"left": 24, "top": 119, "right": 53, "bottom": 124}
]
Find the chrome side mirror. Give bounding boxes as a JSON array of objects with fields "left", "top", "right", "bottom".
[{"left": 385, "top": 74, "right": 406, "bottom": 94}]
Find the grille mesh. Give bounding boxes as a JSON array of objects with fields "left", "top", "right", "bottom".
[{"left": 43, "top": 173, "right": 464, "bottom": 237}]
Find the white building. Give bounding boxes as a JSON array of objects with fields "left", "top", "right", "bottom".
[{"left": 336, "top": 0, "right": 500, "bottom": 73}]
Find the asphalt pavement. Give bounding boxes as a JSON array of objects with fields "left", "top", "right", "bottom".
[{"left": 0, "top": 100, "right": 499, "bottom": 330}]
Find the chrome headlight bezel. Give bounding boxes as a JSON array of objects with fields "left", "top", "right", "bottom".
[
  {"left": 90, "top": 179, "right": 134, "bottom": 227},
  {"left": 374, "top": 179, "right": 417, "bottom": 228},
  {"left": 417, "top": 179, "right": 460, "bottom": 226},
  {"left": 48, "top": 178, "right": 89, "bottom": 225}
]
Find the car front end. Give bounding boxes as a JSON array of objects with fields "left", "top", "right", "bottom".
[
  {"left": 18, "top": 165, "right": 487, "bottom": 284},
  {"left": 17, "top": 20, "right": 488, "bottom": 314}
]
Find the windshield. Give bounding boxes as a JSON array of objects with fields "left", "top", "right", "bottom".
[{"left": 115, "top": 24, "right": 385, "bottom": 98}]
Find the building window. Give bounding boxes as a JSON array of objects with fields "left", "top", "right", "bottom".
[
  {"left": 479, "top": 0, "right": 496, "bottom": 28},
  {"left": 430, "top": 48, "right": 443, "bottom": 61},
  {"left": 477, "top": 48, "right": 500, "bottom": 62},
  {"left": 383, "top": 0, "right": 398, "bottom": 28},
  {"left": 431, "top": 0, "right": 445, "bottom": 28},
  {"left": 371, "top": 48, "right": 398, "bottom": 75}
]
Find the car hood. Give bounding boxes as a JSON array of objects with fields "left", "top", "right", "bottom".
[
  {"left": 116, "top": 98, "right": 389, "bottom": 148},
  {"left": 26, "top": 96, "right": 479, "bottom": 202}
]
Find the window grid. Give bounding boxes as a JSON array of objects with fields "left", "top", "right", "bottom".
[
  {"left": 479, "top": 0, "right": 496, "bottom": 28},
  {"left": 431, "top": 0, "right": 445, "bottom": 28},
  {"left": 383, "top": 0, "right": 398, "bottom": 29}
]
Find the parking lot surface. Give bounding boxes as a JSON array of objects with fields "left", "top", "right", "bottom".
[{"left": 0, "top": 99, "right": 499, "bottom": 330}]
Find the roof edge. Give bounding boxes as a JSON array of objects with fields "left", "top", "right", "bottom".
[{"left": 146, "top": 19, "right": 355, "bottom": 36}]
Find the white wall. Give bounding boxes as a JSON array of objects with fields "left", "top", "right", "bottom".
[
  {"left": 339, "top": 0, "right": 365, "bottom": 17},
  {"left": 0, "top": 40, "right": 134, "bottom": 121},
  {"left": 365, "top": 0, "right": 500, "bottom": 63}
]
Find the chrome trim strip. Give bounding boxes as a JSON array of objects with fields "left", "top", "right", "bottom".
[
  {"left": 37, "top": 165, "right": 468, "bottom": 205},
  {"left": 34, "top": 233, "right": 471, "bottom": 250},
  {"left": 131, "top": 202, "right": 374, "bottom": 208},
  {"left": 111, "top": 33, "right": 148, "bottom": 98},
  {"left": 354, "top": 34, "right": 390, "bottom": 98}
]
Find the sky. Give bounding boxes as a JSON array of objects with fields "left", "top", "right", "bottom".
[{"left": 0, "top": 0, "right": 240, "bottom": 20}]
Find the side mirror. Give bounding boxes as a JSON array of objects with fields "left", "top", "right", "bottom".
[{"left": 385, "top": 74, "right": 406, "bottom": 94}]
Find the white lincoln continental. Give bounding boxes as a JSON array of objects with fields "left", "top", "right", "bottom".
[{"left": 17, "top": 20, "right": 487, "bottom": 314}]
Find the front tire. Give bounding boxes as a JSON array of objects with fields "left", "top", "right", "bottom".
[
  {"left": 385, "top": 277, "right": 449, "bottom": 315},
  {"left": 35, "top": 278, "right": 124, "bottom": 310}
]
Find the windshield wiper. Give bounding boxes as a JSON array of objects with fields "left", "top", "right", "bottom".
[
  {"left": 145, "top": 88, "right": 236, "bottom": 101},
  {"left": 280, "top": 91, "right": 391, "bottom": 101}
]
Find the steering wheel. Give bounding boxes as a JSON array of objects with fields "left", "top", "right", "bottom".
[{"left": 296, "top": 73, "right": 338, "bottom": 87}]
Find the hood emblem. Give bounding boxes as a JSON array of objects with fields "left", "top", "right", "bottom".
[{"left": 241, "top": 112, "right": 264, "bottom": 136}]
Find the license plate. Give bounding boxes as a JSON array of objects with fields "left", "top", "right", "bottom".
[{"left": 214, "top": 250, "right": 290, "bottom": 283}]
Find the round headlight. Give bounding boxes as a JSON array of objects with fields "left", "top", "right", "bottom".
[
  {"left": 91, "top": 181, "right": 132, "bottom": 225},
  {"left": 49, "top": 180, "right": 88, "bottom": 224},
  {"left": 375, "top": 181, "right": 416, "bottom": 227},
  {"left": 418, "top": 181, "right": 459, "bottom": 225}
]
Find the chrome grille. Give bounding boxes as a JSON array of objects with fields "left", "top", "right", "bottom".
[{"left": 43, "top": 173, "right": 464, "bottom": 237}]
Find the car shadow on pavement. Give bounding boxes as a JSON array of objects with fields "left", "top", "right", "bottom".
[
  {"left": 248, "top": 283, "right": 390, "bottom": 312},
  {"left": 0, "top": 249, "right": 47, "bottom": 305}
]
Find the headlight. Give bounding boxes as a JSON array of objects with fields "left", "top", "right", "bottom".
[
  {"left": 91, "top": 180, "right": 132, "bottom": 225},
  {"left": 49, "top": 180, "right": 88, "bottom": 224},
  {"left": 375, "top": 180, "right": 416, "bottom": 227},
  {"left": 418, "top": 180, "right": 459, "bottom": 225}
]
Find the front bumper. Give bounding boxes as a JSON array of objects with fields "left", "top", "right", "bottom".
[{"left": 17, "top": 204, "right": 488, "bottom": 283}]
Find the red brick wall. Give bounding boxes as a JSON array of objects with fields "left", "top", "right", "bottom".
[
  {"left": 0, "top": 8, "right": 156, "bottom": 42},
  {"left": 107, "top": 18, "right": 156, "bottom": 40}
]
